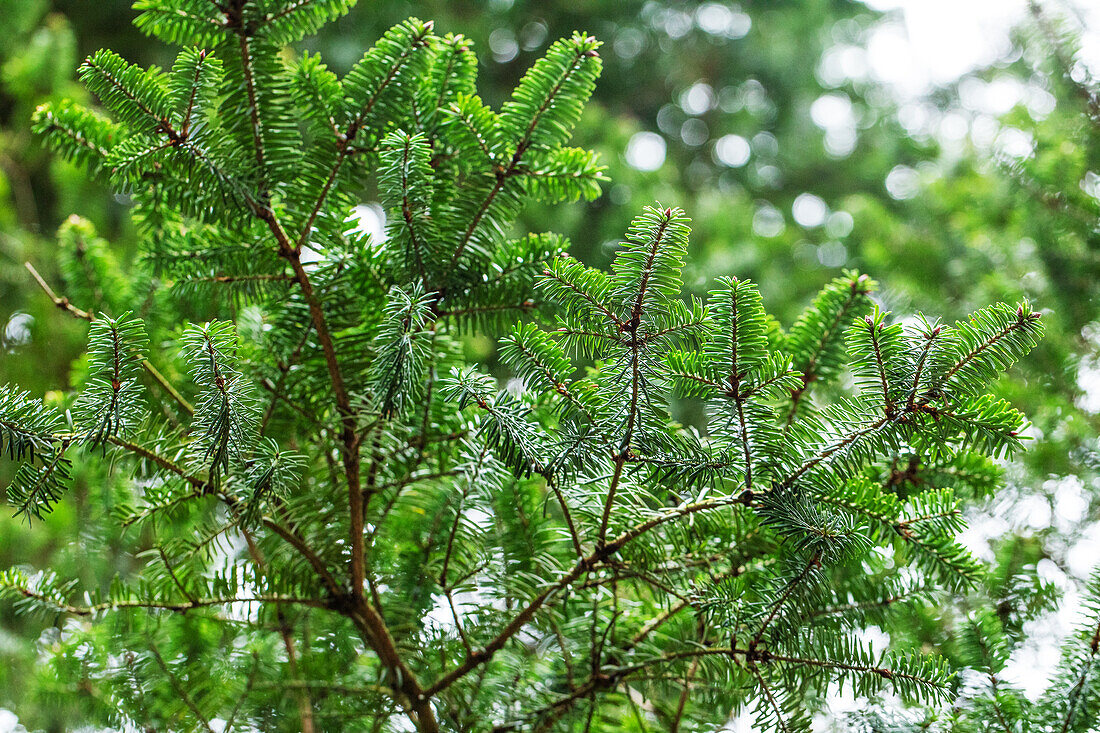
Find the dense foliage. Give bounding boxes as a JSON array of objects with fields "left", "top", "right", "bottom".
[{"left": 3, "top": 1, "right": 1100, "bottom": 732}]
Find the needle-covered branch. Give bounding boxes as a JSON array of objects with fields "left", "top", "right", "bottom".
[{"left": 3, "top": 3, "right": 1048, "bottom": 732}]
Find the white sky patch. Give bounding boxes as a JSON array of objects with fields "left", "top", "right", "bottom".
[
  {"left": 625, "top": 131, "right": 667, "bottom": 171},
  {"left": 680, "top": 81, "right": 716, "bottom": 115},
  {"left": 0, "top": 710, "right": 22, "bottom": 733},
  {"left": 714, "top": 133, "right": 751, "bottom": 167},
  {"left": 348, "top": 203, "right": 387, "bottom": 244},
  {"left": 863, "top": 0, "right": 1100, "bottom": 98},
  {"left": 695, "top": 3, "right": 752, "bottom": 40},
  {"left": 1078, "top": 321, "right": 1100, "bottom": 414},
  {"left": 792, "top": 193, "right": 829, "bottom": 228},
  {"left": 810, "top": 93, "right": 858, "bottom": 157},
  {"left": 884, "top": 164, "right": 921, "bottom": 200}
]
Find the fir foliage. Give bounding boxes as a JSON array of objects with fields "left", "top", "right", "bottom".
[{"left": 0, "top": 2, "right": 1054, "bottom": 731}]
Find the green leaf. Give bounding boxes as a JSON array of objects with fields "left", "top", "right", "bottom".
[
  {"left": 499, "top": 31, "right": 602, "bottom": 153},
  {"left": 786, "top": 270, "right": 875, "bottom": 385},
  {"left": 927, "top": 301, "right": 1044, "bottom": 398},
  {"left": 133, "top": 0, "right": 229, "bottom": 46},
  {"left": 341, "top": 17, "right": 434, "bottom": 140},
  {"left": 32, "top": 101, "right": 120, "bottom": 176},
  {"left": 609, "top": 205, "right": 692, "bottom": 322},
  {"left": 73, "top": 312, "right": 149, "bottom": 449},
  {"left": 181, "top": 321, "right": 258, "bottom": 484},
  {"left": 378, "top": 130, "right": 441, "bottom": 282},
  {"left": 368, "top": 284, "right": 435, "bottom": 418}
]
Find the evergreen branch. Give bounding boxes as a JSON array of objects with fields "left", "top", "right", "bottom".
[
  {"left": 348, "top": 599, "right": 440, "bottom": 732},
  {"left": 266, "top": 0, "right": 336, "bottom": 24},
  {"left": 156, "top": 547, "right": 194, "bottom": 602},
  {"left": 498, "top": 644, "right": 818, "bottom": 733},
  {"left": 295, "top": 139, "right": 347, "bottom": 247},
  {"left": 444, "top": 94, "right": 497, "bottom": 162},
  {"left": 541, "top": 262, "right": 622, "bottom": 328},
  {"left": 711, "top": 279, "right": 770, "bottom": 488},
  {"left": 75, "top": 312, "right": 149, "bottom": 448},
  {"left": 751, "top": 554, "right": 820, "bottom": 647},
  {"left": 857, "top": 311, "right": 897, "bottom": 414},
  {"left": 178, "top": 48, "right": 210, "bottom": 135},
  {"left": 190, "top": 273, "right": 294, "bottom": 284},
  {"left": 502, "top": 32, "right": 601, "bottom": 155},
  {"left": 809, "top": 588, "right": 922, "bottom": 619},
  {"left": 895, "top": 509, "right": 960, "bottom": 528},
  {"left": 346, "top": 20, "right": 432, "bottom": 131},
  {"left": 598, "top": 449, "right": 629, "bottom": 547},
  {"left": 294, "top": 20, "right": 432, "bottom": 248},
  {"left": 436, "top": 301, "right": 536, "bottom": 318},
  {"left": 255, "top": 209, "right": 367, "bottom": 599},
  {"left": 142, "top": 360, "right": 195, "bottom": 418},
  {"left": 438, "top": 445, "right": 489, "bottom": 588},
  {"left": 626, "top": 210, "right": 671, "bottom": 326},
  {"left": 749, "top": 664, "right": 792, "bottom": 733},
  {"left": 932, "top": 303, "right": 1043, "bottom": 395},
  {"left": 395, "top": 132, "right": 429, "bottom": 281},
  {"left": 554, "top": 327, "right": 624, "bottom": 344},
  {"left": 499, "top": 324, "right": 612, "bottom": 449},
  {"left": 594, "top": 211, "right": 687, "bottom": 545},
  {"left": 492, "top": 675, "right": 607, "bottom": 732},
  {"left": 989, "top": 672, "right": 1016, "bottom": 733},
  {"left": 447, "top": 39, "right": 599, "bottom": 269},
  {"left": 907, "top": 324, "right": 939, "bottom": 408},
  {"left": 224, "top": 653, "right": 263, "bottom": 733},
  {"left": 25, "top": 260, "right": 95, "bottom": 320},
  {"left": 628, "top": 562, "right": 749, "bottom": 650},
  {"left": 132, "top": 3, "right": 225, "bottom": 45},
  {"left": 149, "top": 643, "right": 217, "bottom": 733},
  {"left": 17, "top": 11, "right": 1052, "bottom": 728},
  {"left": 427, "top": 494, "right": 747, "bottom": 696},
  {"left": 800, "top": 275, "right": 871, "bottom": 378},
  {"left": 743, "top": 367, "right": 800, "bottom": 399},
  {"left": 9, "top": 442, "right": 73, "bottom": 520},
  {"left": 260, "top": 324, "right": 314, "bottom": 434},
  {"left": 107, "top": 435, "right": 205, "bottom": 489},
  {"left": 784, "top": 415, "right": 892, "bottom": 487},
  {"left": 666, "top": 369, "right": 724, "bottom": 392},
  {"left": 7, "top": 586, "right": 328, "bottom": 616},
  {"left": 669, "top": 644, "right": 703, "bottom": 733},
  {"left": 80, "top": 50, "right": 171, "bottom": 135},
  {"left": 449, "top": 173, "right": 506, "bottom": 269},
  {"left": 24, "top": 262, "right": 195, "bottom": 415},
  {"left": 785, "top": 272, "right": 873, "bottom": 425},
  {"left": 429, "top": 35, "right": 475, "bottom": 126},
  {"left": 105, "top": 435, "right": 343, "bottom": 601},
  {"left": 236, "top": 33, "right": 269, "bottom": 191},
  {"left": 1059, "top": 617, "right": 1100, "bottom": 733},
  {"left": 239, "top": 526, "right": 317, "bottom": 733},
  {"left": 31, "top": 103, "right": 118, "bottom": 175},
  {"left": 426, "top": 553, "right": 595, "bottom": 696},
  {"left": 761, "top": 650, "right": 946, "bottom": 689}
]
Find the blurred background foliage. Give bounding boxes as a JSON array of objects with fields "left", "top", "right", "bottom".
[{"left": 1, "top": 0, "right": 1098, "bottom": 728}]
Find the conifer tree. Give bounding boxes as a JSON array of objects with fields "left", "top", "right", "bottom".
[{"left": 0, "top": 2, "right": 1057, "bottom": 730}]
